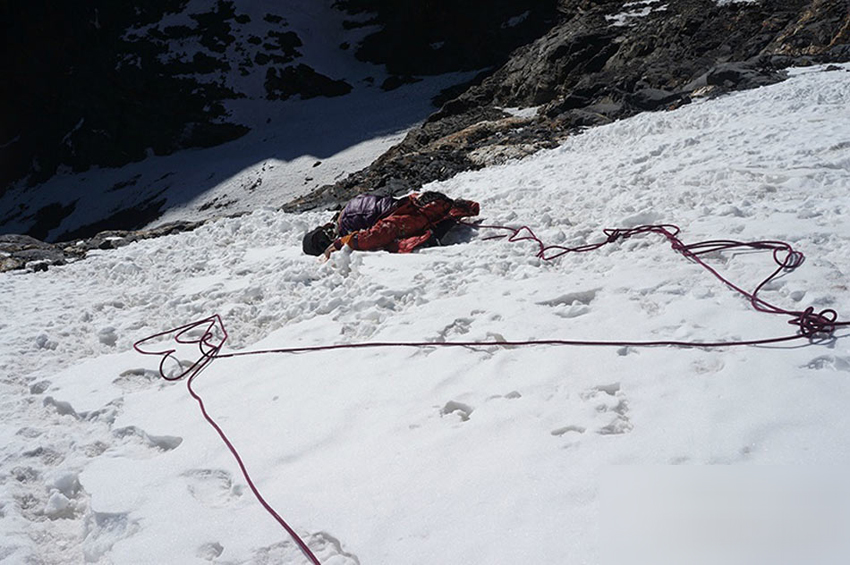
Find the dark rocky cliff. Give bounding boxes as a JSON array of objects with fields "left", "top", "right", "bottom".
[{"left": 284, "top": 0, "right": 850, "bottom": 211}]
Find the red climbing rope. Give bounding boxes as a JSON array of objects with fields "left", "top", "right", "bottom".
[
  {"left": 134, "top": 222, "right": 849, "bottom": 565},
  {"left": 134, "top": 315, "right": 323, "bottom": 565},
  {"left": 466, "top": 221, "right": 844, "bottom": 337}
]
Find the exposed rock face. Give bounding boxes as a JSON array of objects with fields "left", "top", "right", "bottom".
[
  {"left": 285, "top": 0, "right": 849, "bottom": 212},
  {"left": 764, "top": 0, "right": 850, "bottom": 56},
  {"left": 0, "top": 221, "right": 205, "bottom": 273},
  {"left": 0, "top": 235, "right": 71, "bottom": 273},
  {"left": 264, "top": 64, "right": 353, "bottom": 100}
]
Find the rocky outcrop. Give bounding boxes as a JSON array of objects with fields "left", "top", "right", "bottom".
[
  {"left": 0, "top": 235, "right": 72, "bottom": 273},
  {"left": 286, "top": 0, "right": 850, "bottom": 212},
  {"left": 264, "top": 64, "right": 353, "bottom": 100},
  {"left": 763, "top": 0, "right": 850, "bottom": 56},
  {"left": 0, "top": 221, "right": 206, "bottom": 273}
]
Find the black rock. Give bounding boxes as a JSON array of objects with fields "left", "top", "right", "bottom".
[
  {"left": 685, "top": 62, "right": 787, "bottom": 92},
  {"left": 1, "top": 1, "right": 252, "bottom": 191},
  {"left": 627, "top": 88, "right": 689, "bottom": 111},
  {"left": 264, "top": 64, "right": 352, "bottom": 100}
]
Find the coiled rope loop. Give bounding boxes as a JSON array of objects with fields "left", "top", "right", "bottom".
[
  {"left": 134, "top": 315, "right": 322, "bottom": 565},
  {"left": 467, "top": 221, "right": 848, "bottom": 339}
]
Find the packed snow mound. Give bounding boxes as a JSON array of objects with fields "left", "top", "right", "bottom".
[{"left": 1, "top": 64, "right": 849, "bottom": 564}]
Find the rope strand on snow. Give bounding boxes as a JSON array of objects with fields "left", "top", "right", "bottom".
[
  {"left": 134, "top": 222, "right": 848, "bottom": 565},
  {"left": 134, "top": 315, "right": 323, "bottom": 565},
  {"left": 464, "top": 221, "right": 846, "bottom": 337}
]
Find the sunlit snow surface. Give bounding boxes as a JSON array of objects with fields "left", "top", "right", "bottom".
[{"left": 2, "top": 65, "right": 850, "bottom": 564}]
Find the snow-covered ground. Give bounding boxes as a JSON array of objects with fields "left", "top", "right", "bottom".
[{"left": 2, "top": 64, "right": 850, "bottom": 564}]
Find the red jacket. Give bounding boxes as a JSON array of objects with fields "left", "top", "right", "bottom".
[{"left": 334, "top": 194, "right": 479, "bottom": 253}]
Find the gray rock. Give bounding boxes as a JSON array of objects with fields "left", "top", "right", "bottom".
[
  {"left": 0, "top": 220, "right": 207, "bottom": 273},
  {"left": 627, "top": 88, "right": 689, "bottom": 111},
  {"left": 684, "top": 62, "right": 787, "bottom": 93},
  {"left": 0, "top": 235, "right": 67, "bottom": 272}
]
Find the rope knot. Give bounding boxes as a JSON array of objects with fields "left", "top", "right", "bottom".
[
  {"left": 781, "top": 249, "right": 805, "bottom": 270},
  {"left": 604, "top": 229, "right": 625, "bottom": 243},
  {"left": 134, "top": 315, "right": 228, "bottom": 381},
  {"left": 670, "top": 240, "right": 687, "bottom": 253},
  {"left": 789, "top": 307, "right": 838, "bottom": 338}
]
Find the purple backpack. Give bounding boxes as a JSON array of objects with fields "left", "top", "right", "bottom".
[{"left": 338, "top": 194, "right": 400, "bottom": 236}]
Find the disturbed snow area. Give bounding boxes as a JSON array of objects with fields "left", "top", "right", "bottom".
[{"left": 1, "top": 65, "right": 850, "bottom": 564}]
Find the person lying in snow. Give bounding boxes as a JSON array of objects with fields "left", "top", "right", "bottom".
[{"left": 302, "top": 191, "right": 480, "bottom": 258}]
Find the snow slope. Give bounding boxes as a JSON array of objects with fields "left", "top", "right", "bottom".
[{"left": 2, "top": 64, "right": 850, "bottom": 564}]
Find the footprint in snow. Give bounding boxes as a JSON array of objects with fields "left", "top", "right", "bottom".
[
  {"left": 112, "top": 368, "right": 162, "bottom": 391},
  {"left": 440, "top": 400, "right": 474, "bottom": 422},
  {"left": 551, "top": 425, "right": 586, "bottom": 436},
  {"left": 804, "top": 355, "right": 850, "bottom": 372},
  {"left": 691, "top": 355, "right": 725, "bottom": 375},
  {"left": 83, "top": 511, "right": 139, "bottom": 563},
  {"left": 112, "top": 425, "right": 183, "bottom": 457},
  {"left": 182, "top": 469, "right": 244, "bottom": 508},
  {"left": 29, "top": 380, "right": 51, "bottom": 395},
  {"left": 550, "top": 382, "right": 633, "bottom": 438},
  {"left": 22, "top": 445, "right": 66, "bottom": 466},
  {"left": 435, "top": 317, "right": 473, "bottom": 342},
  {"left": 196, "top": 542, "right": 224, "bottom": 561},
  {"left": 249, "top": 531, "right": 360, "bottom": 565},
  {"left": 487, "top": 390, "right": 522, "bottom": 401},
  {"left": 537, "top": 289, "right": 598, "bottom": 319},
  {"left": 42, "top": 396, "right": 78, "bottom": 419}
]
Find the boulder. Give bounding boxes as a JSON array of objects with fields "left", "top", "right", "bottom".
[
  {"left": 684, "top": 62, "right": 787, "bottom": 93},
  {"left": 0, "top": 235, "right": 68, "bottom": 272},
  {"left": 627, "top": 88, "right": 689, "bottom": 111},
  {"left": 264, "top": 64, "right": 352, "bottom": 100}
]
